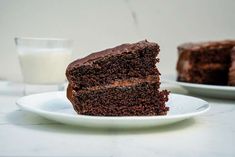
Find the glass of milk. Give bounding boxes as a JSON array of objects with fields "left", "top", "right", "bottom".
[{"left": 15, "top": 37, "right": 72, "bottom": 95}]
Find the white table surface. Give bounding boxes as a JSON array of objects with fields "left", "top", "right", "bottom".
[{"left": 0, "top": 82, "right": 235, "bottom": 157}]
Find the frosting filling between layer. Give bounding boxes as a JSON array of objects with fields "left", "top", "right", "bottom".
[
  {"left": 74, "top": 75, "right": 160, "bottom": 92},
  {"left": 178, "top": 59, "right": 228, "bottom": 71}
]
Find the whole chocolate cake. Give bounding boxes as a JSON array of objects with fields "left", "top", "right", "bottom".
[
  {"left": 66, "top": 40, "right": 169, "bottom": 116},
  {"left": 176, "top": 40, "right": 235, "bottom": 85}
]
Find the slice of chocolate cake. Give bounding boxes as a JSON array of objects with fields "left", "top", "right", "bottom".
[
  {"left": 177, "top": 40, "right": 235, "bottom": 85},
  {"left": 66, "top": 40, "right": 169, "bottom": 116}
]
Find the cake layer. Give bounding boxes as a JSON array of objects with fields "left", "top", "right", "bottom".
[
  {"left": 177, "top": 67, "right": 228, "bottom": 85},
  {"left": 178, "top": 40, "right": 235, "bottom": 64},
  {"left": 68, "top": 82, "right": 169, "bottom": 116},
  {"left": 66, "top": 40, "right": 160, "bottom": 90},
  {"left": 78, "top": 75, "right": 160, "bottom": 92},
  {"left": 67, "top": 75, "right": 160, "bottom": 102}
]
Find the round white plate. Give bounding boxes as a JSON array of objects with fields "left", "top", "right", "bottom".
[
  {"left": 163, "top": 74, "right": 235, "bottom": 99},
  {"left": 16, "top": 91, "right": 209, "bottom": 129}
]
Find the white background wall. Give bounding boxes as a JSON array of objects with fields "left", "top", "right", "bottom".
[{"left": 0, "top": 0, "right": 234, "bottom": 82}]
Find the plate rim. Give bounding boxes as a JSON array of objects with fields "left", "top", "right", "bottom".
[
  {"left": 16, "top": 91, "right": 210, "bottom": 121},
  {"left": 162, "top": 74, "right": 235, "bottom": 91}
]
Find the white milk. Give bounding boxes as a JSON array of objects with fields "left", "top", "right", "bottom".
[{"left": 18, "top": 49, "right": 71, "bottom": 84}]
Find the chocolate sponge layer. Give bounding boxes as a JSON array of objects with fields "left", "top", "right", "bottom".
[
  {"left": 68, "top": 82, "right": 169, "bottom": 116},
  {"left": 66, "top": 40, "right": 160, "bottom": 90}
]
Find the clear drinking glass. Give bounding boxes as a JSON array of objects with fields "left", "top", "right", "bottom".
[{"left": 15, "top": 37, "right": 73, "bottom": 95}]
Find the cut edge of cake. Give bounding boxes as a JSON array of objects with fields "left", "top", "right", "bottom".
[{"left": 66, "top": 40, "right": 169, "bottom": 116}]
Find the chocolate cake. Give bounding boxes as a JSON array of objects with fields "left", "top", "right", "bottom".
[
  {"left": 176, "top": 40, "right": 235, "bottom": 85},
  {"left": 66, "top": 40, "right": 169, "bottom": 116}
]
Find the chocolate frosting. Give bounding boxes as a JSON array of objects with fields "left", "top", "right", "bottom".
[
  {"left": 78, "top": 75, "right": 159, "bottom": 92},
  {"left": 178, "top": 40, "right": 235, "bottom": 53},
  {"left": 67, "top": 40, "right": 159, "bottom": 69}
]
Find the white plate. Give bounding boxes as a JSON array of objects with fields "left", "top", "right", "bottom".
[
  {"left": 16, "top": 91, "right": 209, "bottom": 129},
  {"left": 163, "top": 74, "right": 235, "bottom": 99}
]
